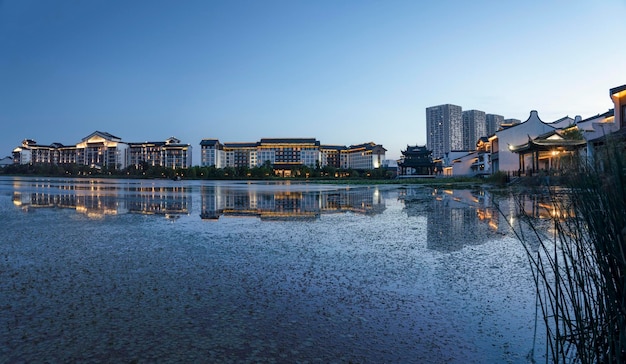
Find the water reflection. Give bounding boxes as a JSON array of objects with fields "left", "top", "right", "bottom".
[
  {"left": 11, "top": 180, "right": 190, "bottom": 219},
  {"left": 400, "top": 187, "right": 504, "bottom": 252},
  {"left": 399, "top": 186, "right": 575, "bottom": 252},
  {"left": 5, "top": 178, "right": 385, "bottom": 221},
  {"left": 200, "top": 184, "right": 385, "bottom": 220}
]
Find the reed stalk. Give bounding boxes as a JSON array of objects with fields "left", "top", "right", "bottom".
[{"left": 505, "top": 138, "right": 626, "bottom": 363}]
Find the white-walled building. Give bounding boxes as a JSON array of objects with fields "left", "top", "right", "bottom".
[
  {"left": 200, "top": 139, "right": 225, "bottom": 168},
  {"left": 223, "top": 142, "right": 258, "bottom": 168},
  {"left": 257, "top": 138, "right": 321, "bottom": 168},
  {"left": 12, "top": 131, "right": 191, "bottom": 170},
  {"left": 611, "top": 84, "right": 626, "bottom": 129},
  {"left": 76, "top": 131, "right": 129, "bottom": 170},
  {"left": 200, "top": 138, "right": 385, "bottom": 170},
  {"left": 576, "top": 107, "right": 620, "bottom": 166},
  {"left": 128, "top": 137, "right": 192, "bottom": 169},
  {"left": 342, "top": 143, "right": 387, "bottom": 170},
  {"left": 493, "top": 111, "right": 558, "bottom": 173}
]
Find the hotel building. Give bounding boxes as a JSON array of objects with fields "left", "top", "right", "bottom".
[
  {"left": 12, "top": 131, "right": 191, "bottom": 170},
  {"left": 75, "top": 131, "right": 129, "bottom": 169},
  {"left": 127, "top": 137, "right": 192, "bottom": 169},
  {"left": 200, "top": 138, "right": 386, "bottom": 170}
]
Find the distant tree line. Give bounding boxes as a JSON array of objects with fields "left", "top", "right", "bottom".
[{"left": 0, "top": 162, "right": 394, "bottom": 180}]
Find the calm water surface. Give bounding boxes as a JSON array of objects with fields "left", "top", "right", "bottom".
[{"left": 0, "top": 177, "right": 546, "bottom": 363}]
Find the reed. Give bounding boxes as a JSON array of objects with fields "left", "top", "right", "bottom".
[{"left": 506, "top": 139, "right": 626, "bottom": 363}]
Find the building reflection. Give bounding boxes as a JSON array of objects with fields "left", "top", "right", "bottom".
[
  {"left": 12, "top": 184, "right": 190, "bottom": 219},
  {"left": 400, "top": 187, "right": 574, "bottom": 252},
  {"left": 400, "top": 187, "right": 504, "bottom": 252},
  {"left": 200, "top": 185, "right": 385, "bottom": 221}
]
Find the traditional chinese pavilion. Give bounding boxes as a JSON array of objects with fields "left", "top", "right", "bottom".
[{"left": 398, "top": 145, "right": 436, "bottom": 176}]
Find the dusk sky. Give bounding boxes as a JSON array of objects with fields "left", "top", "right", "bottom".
[{"left": 1, "top": 0, "right": 625, "bottom": 162}]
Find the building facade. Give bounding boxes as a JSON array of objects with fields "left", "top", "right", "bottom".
[
  {"left": 319, "top": 145, "right": 345, "bottom": 168},
  {"left": 611, "top": 84, "right": 626, "bottom": 129},
  {"left": 462, "top": 110, "right": 486, "bottom": 151},
  {"left": 74, "top": 131, "right": 128, "bottom": 169},
  {"left": 199, "top": 139, "right": 225, "bottom": 168},
  {"left": 256, "top": 138, "right": 321, "bottom": 169},
  {"left": 426, "top": 104, "right": 463, "bottom": 159},
  {"left": 223, "top": 142, "right": 258, "bottom": 168},
  {"left": 485, "top": 114, "right": 504, "bottom": 136},
  {"left": 398, "top": 145, "right": 436, "bottom": 176},
  {"left": 342, "top": 142, "right": 386, "bottom": 170},
  {"left": 13, "top": 131, "right": 191, "bottom": 170},
  {"left": 128, "top": 137, "right": 192, "bottom": 169},
  {"left": 200, "top": 138, "right": 385, "bottom": 170},
  {"left": 493, "top": 111, "right": 557, "bottom": 173}
]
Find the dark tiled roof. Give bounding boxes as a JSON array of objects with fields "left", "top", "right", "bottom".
[
  {"left": 610, "top": 84, "right": 626, "bottom": 95},
  {"left": 259, "top": 138, "right": 320, "bottom": 146},
  {"left": 200, "top": 139, "right": 221, "bottom": 146},
  {"left": 82, "top": 131, "right": 121, "bottom": 141},
  {"left": 128, "top": 142, "right": 165, "bottom": 147},
  {"left": 223, "top": 142, "right": 258, "bottom": 148},
  {"left": 348, "top": 142, "right": 386, "bottom": 152},
  {"left": 320, "top": 145, "right": 346, "bottom": 150},
  {"left": 579, "top": 109, "right": 614, "bottom": 123}
]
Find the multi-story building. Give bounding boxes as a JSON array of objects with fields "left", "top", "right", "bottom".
[
  {"left": 426, "top": 104, "right": 462, "bottom": 159},
  {"left": 223, "top": 142, "right": 258, "bottom": 168},
  {"left": 75, "top": 131, "right": 129, "bottom": 169},
  {"left": 199, "top": 139, "right": 225, "bottom": 168},
  {"left": 128, "top": 137, "right": 192, "bottom": 169},
  {"left": 157, "top": 137, "right": 191, "bottom": 169},
  {"left": 320, "top": 145, "right": 345, "bottom": 168},
  {"left": 342, "top": 142, "right": 387, "bottom": 170},
  {"left": 256, "top": 138, "right": 321, "bottom": 168},
  {"left": 12, "top": 140, "right": 77, "bottom": 165},
  {"left": 201, "top": 138, "right": 385, "bottom": 171},
  {"left": 13, "top": 131, "right": 191, "bottom": 170},
  {"left": 462, "top": 110, "right": 486, "bottom": 151},
  {"left": 485, "top": 114, "right": 504, "bottom": 136}
]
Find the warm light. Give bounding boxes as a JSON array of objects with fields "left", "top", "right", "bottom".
[{"left": 612, "top": 89, "right": 626, "bottom": 99}]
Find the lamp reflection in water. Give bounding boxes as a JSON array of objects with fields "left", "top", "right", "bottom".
[
  {"left": 200, "top": 185, "right": 385, "bottom": 221},
  {"left": 11, "top": 184, "right": 190, "bottom": 220}
]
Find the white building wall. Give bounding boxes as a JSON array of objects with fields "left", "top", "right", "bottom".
[
  {"left": 495, "top": 111, "right": 557, "bottom": 173},
  {"left": 14, "top": 148, "right": 32, "bottom": 164},
  {"left": 451, "top": 152, "right": 476, "bottom": 176},
  {"left": 116, "top": 144, "right": 129, "bottom": 170}
]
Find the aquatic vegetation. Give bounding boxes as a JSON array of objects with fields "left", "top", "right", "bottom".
[{"left": 507, "top": 140, "right": 626, "bottom": 363}]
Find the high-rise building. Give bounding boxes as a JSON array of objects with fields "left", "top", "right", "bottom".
[
  {"left": 485, "top": 114, "right": 504, "bottom": 136},
  {"left": 426, "top": 104, "right": 462, "bottom": 159},
  {"left": 462, "top": 110, "right": 486, "bottom": 151}
]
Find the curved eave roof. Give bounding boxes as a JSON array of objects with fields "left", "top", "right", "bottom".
[{"left": 510, "top": 139, "right": 587, "bottom": 153}]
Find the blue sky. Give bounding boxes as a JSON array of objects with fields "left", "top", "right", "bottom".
[{"left": 1, "top": 0, "right": 625, "bottom": 162}]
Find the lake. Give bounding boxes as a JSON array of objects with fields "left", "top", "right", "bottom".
[{"left": 0, "top": 177, "right": 547, "bottom": 363}]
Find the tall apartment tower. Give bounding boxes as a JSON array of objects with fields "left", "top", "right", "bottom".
[
  {"left": 485, "top": 114, "right": 504, "bottom": 136},
  {"left": 426, "top": 104, "right": 462, "bottom": 159},
  {"left": 461, "top": 110, "right": 486, "bottom": 151}
]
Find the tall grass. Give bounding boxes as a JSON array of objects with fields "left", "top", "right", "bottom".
[{"left": 506, "top": 140, "right": 626, "bottom": 363}]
